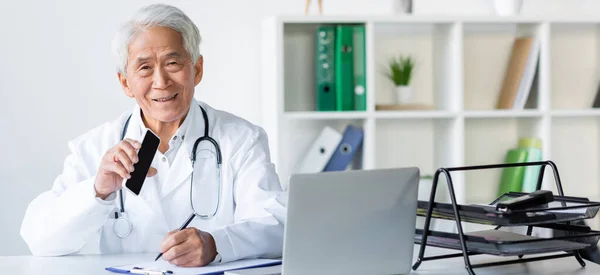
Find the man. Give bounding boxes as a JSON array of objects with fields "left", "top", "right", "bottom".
[{"left": 20, "top": 3, "right": 286, "bottom": 267}]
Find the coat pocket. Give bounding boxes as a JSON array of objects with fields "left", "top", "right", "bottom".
[{"left": 100, "top": 211, "right": 123, "bottom": 254}]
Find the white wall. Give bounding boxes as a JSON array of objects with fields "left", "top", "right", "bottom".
[{"left": 0, "top": 0, "right": 595, "bottom": 256}]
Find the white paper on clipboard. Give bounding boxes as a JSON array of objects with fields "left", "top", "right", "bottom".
[{"left": 106, "top": 258, "right": 282, "bottom": 275}]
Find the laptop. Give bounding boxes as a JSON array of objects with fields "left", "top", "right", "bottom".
[{"left": 281, "top": 167, "right": 420, "bottom": 275}]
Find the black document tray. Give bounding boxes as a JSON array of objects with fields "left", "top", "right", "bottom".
[
  {"left": 414, "top": 229, "right": 593, "bottom": 256},
  {"left": 417, "top": 192, "right": 600, "bottom": 226},
  {"left": 413, "top": 161, "right": 600, "bottom": 275}
]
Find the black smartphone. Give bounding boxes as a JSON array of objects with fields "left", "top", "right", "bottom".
[{"left": 124, "top": 130, "right": 160, "bottom": 195}]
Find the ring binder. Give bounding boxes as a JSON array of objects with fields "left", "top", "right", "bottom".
[{"left": 412, "top": 160, "right": 600, "bottom": 275}]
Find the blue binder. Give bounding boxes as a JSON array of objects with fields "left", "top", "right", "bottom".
[{"left": 323, "top": 125, "right": 364, "bottom": 171}]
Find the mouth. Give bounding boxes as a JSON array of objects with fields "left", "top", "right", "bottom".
[{"left": 153, "top": 93, "right": 178, "bottom": 102}]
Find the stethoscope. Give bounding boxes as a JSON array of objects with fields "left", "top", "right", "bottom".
[{"left": 112, "top": 104, "right": 222, "bottom": 238}]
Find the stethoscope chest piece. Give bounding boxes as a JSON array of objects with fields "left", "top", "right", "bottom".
[{"left": 114, "top": 213, "right": 133, "bottom": 238}]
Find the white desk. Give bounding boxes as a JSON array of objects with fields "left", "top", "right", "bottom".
[
  {"left": 0, "top": 252, "right": 151, "bottom": 275},
  {"left": 1, "top": 246, "right": 599, "bottom": 275},
  {"left": 227, "top": 246, "right": 600, "bottom": 275}
]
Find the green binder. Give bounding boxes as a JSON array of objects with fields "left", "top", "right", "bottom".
[
  {"left": 497, "top": 148, "right": 529, "bottom": 197},
  {"left": 519, "top": 137, "right": 543, "bottom": 193},
  {"left": 335, "top": 25, "right": 354, "bottom": 111},
  {"left": 315, "top": 25, "right": 336, "bottom": 111},
  {"left": 352, "top": 25, "right": 366, "bottom": 111}
]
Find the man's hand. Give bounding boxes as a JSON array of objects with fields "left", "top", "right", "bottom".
[
  {"left": 160, "top": 228, "right": 218, "bottom": 267},
  {"left": 94, "top": 138, "right": 157, "bottom": 199}
]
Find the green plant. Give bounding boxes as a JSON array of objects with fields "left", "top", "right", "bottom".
[{"left": 385, "top": 56, "right": 415, "bottom": 86}]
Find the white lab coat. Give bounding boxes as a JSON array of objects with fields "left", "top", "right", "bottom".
[{"left": 20, "top": 99, "right": 287, "bottom": 263}]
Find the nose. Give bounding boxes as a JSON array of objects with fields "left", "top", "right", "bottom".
[{"left": 152, "top": 66, "right": 172, "bottom": 89}]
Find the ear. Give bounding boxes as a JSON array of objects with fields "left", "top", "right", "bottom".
[
  {"left": 118, "top": 72, "right": 134, "bottom": 98},
  {"left": 193, "top": 55, "right": 204, "bottom": 86}
]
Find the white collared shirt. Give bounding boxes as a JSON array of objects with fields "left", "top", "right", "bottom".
[
  {"left": 135, "top": 105, "right": 194, "bottom": 200},
  {"left": 134, "top": 106, "right": 192, "bottom": 166}
]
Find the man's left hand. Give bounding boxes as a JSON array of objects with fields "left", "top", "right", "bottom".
[{"left": 160, "top": 228, "right": 217, "bottom": 267}]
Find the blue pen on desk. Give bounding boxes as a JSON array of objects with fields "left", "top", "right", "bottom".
[{"left": 154, "top": 213, "right": 196, "bottom": 261}]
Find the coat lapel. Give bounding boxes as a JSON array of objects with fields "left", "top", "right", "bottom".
[
  {"left": 161, "top": 144, "right": 193, "bottom": 199},
  {"left": 159, "top": 102, "right": 206, "bottom": 200},
  {"left": 137, "top": 170, "right": 169, "bottom": 233}
]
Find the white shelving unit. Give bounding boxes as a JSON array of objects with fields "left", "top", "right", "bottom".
[{"left": 261, "top": 15, "right": 600, "bottom": 228}]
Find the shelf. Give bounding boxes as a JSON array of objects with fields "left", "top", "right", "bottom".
[
  {"left": 374, "top": 110, "right": 455, "bottom": 119},
  {"left": 375, "top": 119, "right": 458, "bottom": 173},
  {"left": 274, "top": 15, "right": 600, "bottom": 24},
  {"left": 551, "top": 109, "right": 600, "bottom": 117},
  {"left": 283, "top": 110, "right": 555, "bottom": 119},
  {"left": 282, "top": 23, "right": 320, "bottom": 112},
  {"left": 276, "top": 119, "right": 367, "bottom": 189},
  {"left": 463, "top": 22, "right": 541, "bottom": 111},
  {"left": 283, "top": 111, "right": 369, "bottom": 120},
  {"left": 373, "top": 21, "right": 460, "bottom": 113},
  {"left": 262, "top": 16, "right": 600, "bottom": 227},
  {"left": 463, "top": 110, "right": 544, "bottom": 118},
  {"left": 550, "top": 23, "right": 600, "bottom": 110}
]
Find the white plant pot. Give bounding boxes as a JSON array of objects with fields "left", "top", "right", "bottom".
[
  {"left": 494, "top": 0, "right": 523, "bottom": 16},
  {"left": 395, "top": 85, "right": 412, "bottom": 105}
]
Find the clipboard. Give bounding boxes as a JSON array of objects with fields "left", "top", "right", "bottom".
[
  {"left": 105, "top": 266, "right": 172, "bottom": 274},
  {"left": 105, "top": 258, "right": 282, "bottom": 275}
]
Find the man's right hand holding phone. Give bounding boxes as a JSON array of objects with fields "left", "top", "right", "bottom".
[{"left": 94, "top": 138, "right": 157, "bottom": 200}]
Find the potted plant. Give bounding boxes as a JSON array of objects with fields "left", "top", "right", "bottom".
[{"left": 385, "top": 55, "right": 415, "bottom": 105}]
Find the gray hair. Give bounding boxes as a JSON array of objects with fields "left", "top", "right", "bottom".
[{"left": 111, "top": 3, "right": 202, "bottom": 75}]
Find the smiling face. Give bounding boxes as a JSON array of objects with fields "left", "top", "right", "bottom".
[{"left": 118, "top": 26, "right": 203, "bottom": 124}]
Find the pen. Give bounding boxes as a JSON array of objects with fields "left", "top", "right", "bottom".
[{"left": 154, "top": 213, "right": 196, "bottom": 261}]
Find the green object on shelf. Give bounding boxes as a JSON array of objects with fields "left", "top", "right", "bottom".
[
  {"left": 334, "top": 25, "right": 355, "bottom": 111},
  {"left": 518, "top": 137, "right": 542, "bottom": 149},
  {"left": 497, "top": 148, "right": 529, "bottom": 197},
  {"left": 352, "top": 25, "right": 366, "bottom": 111},
  {"left": 315, "top": 25, "right": 337, "bottom": 111},
  {"left": 519, "top": 137, "right": 543, "bottom": 193}
]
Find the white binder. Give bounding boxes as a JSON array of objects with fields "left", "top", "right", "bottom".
[{"left": 295, "top": 126, "right": 342, "bottom": 173}]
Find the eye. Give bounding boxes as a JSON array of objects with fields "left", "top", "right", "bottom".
[
  {"left": 140, "top": 65, "right": 151, "bottom": 70},
  {"left": 165, "top": 61, "right": 184, "bottom": 72}
]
